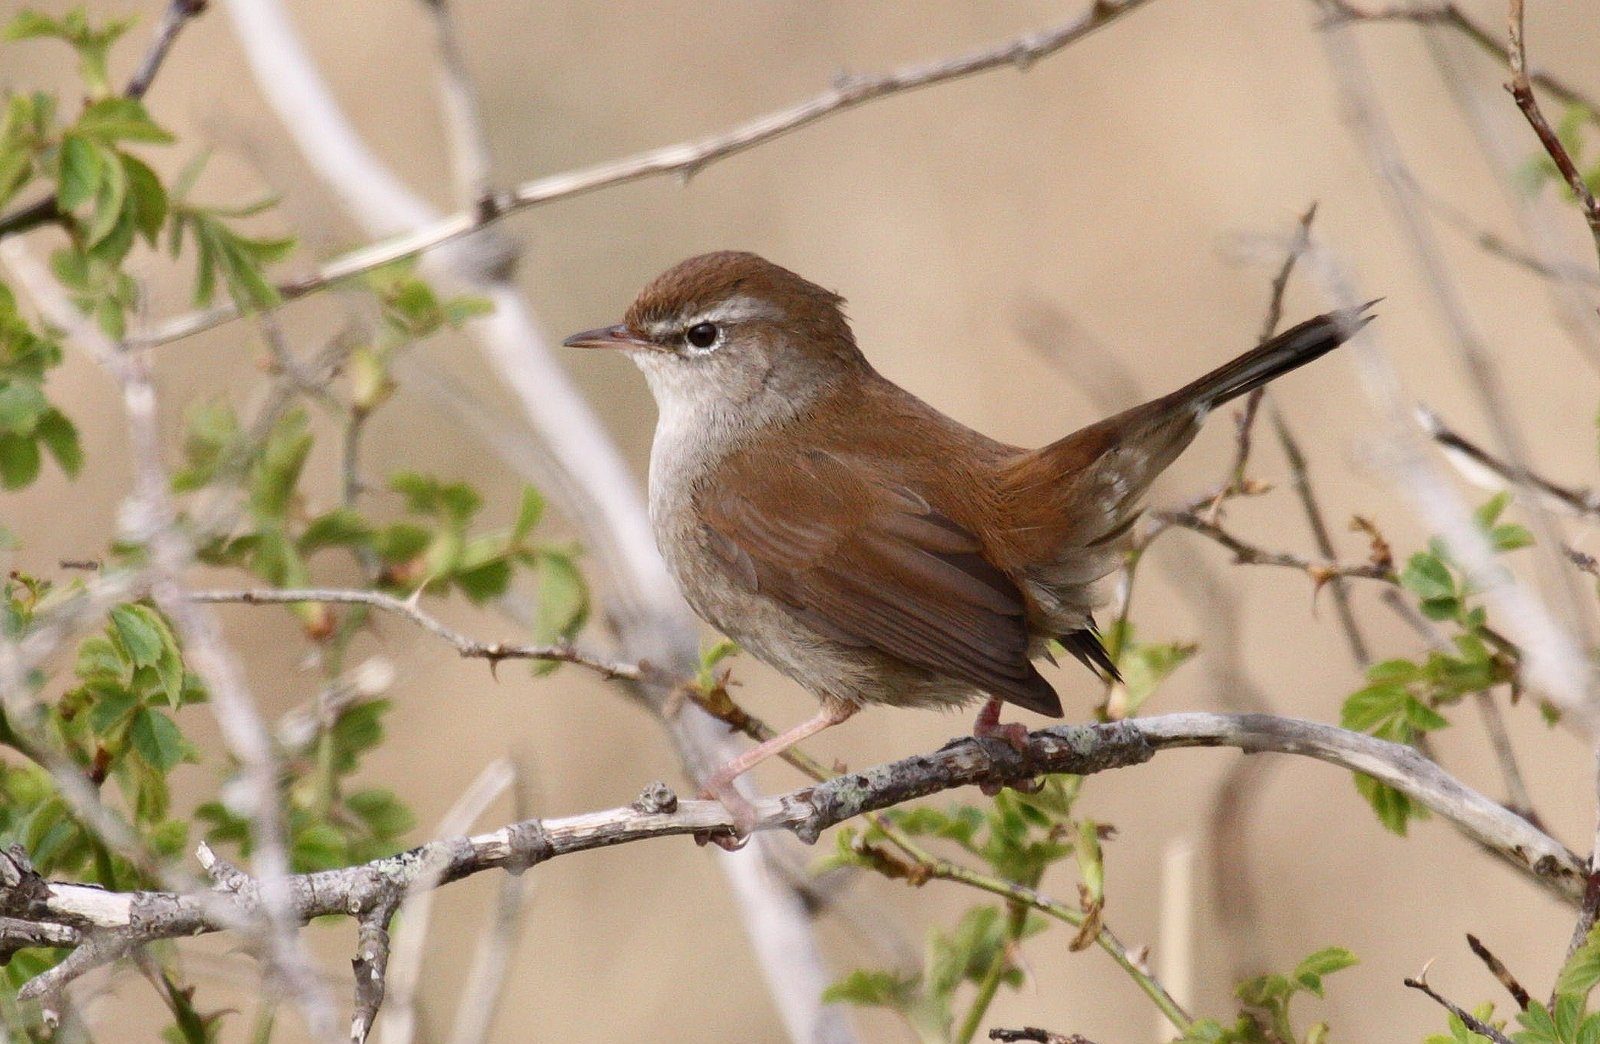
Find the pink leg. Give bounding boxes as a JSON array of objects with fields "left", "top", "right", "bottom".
[
  {"left": 972, "top": 697, "right": 1042, "bottom": 796},
  {"left": 972, "top": 696, "right": 1030, "bottom": 753},
  {"left": 700, "top": 700, "right": 858, "bottom": 849}
]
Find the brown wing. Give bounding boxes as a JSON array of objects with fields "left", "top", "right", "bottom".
[{"left": 698, "top": 447, "right": 1061, "bottom": 716}]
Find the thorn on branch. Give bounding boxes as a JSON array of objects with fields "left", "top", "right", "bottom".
[{"left": 1404, "top": 970, "right": 1515, "bottom": 1044}]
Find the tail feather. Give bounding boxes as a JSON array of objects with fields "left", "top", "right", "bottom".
[{"left": 1173, "top": 300, "right": 1377, "bottom": 412}]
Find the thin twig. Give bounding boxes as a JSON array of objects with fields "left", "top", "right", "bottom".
[
  {"left": 1404, "top": 971, "right": 1515, "bottom": 1044},
  {"left": 1420, "top": 406, "right": 1600, "bottom": 519},
  {"left": 133, "top": 0, "right": 1158, "bottom": 348},
  {"left": 1205, "top": 204, "right": 1320, "bottom": 519},
  {"left": 1271, "top": 408, "right": 1372, "bottom": 665},
  {"left": 1473, "top": 691, "right": 1538, "bottom": 824},
  {"left": 1321, "top": 0, "right": 1600, "bottom": 116},
  {"left": 1505, "top": 0, "right": 1600, "bottom": 270},
  {"left": 189, "top": 587, "right": 639, "bottom": 678},
  {"left": 1151, "top": 510, "right": 1393, "bottom": 582}
]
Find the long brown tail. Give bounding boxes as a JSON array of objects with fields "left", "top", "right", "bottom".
[{"left": 1170, "top": 301, "right": 1377, "bottom": 412}]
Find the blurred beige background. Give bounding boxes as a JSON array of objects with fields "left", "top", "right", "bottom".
[{"left": 9, "top": 0, "right": 1600, "bottom": 1040}]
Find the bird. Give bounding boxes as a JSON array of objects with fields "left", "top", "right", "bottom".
[{"left": 564, "top": 251, "right": 1373, "bottom": 839}]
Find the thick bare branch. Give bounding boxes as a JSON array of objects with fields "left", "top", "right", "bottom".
[{"left": 1, "top": 711, "right": 1583, "bottom": 1007}]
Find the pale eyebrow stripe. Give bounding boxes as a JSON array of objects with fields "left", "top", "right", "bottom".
[{"left": 692, "top": 295, "right": 780, "bottom": 326}]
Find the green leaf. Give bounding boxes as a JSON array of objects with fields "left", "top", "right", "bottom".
[
  {"left": 87, "top": 686, "right": 139, "bottom": 735},
  {"left": 1401, "top": 551, "right": 1455, "bottom": 603},
  {"left": 0, "top": 381, "right": 48, "bottom": 433},
  {"left": 1353, "top": 773, "right": 1426, "bottom": 835},
  {"left": 823, "top": 969, "right": 915, "bottom": 1008},
  {"left": 1077, "top": 818, "right": 1104, "bottom": 906},
  {"left": 299, "top": 508, "right": 375, "bottom": 554},
  {"left": 36, "top": 408, "right": 82, "bottom": 477},
  {"left": 510, "top": 486, "right": 544, "bottom": 546},
  {"left": 74, "top": 98, "right": 174, "bottom": 145},
  {"left": 1292, "top": 946, "right": 1358, "bottom": 997},
  {"left": 1557, "top": 924, "right": 1600, "bottom": 999},
  {"left": 249, "top": 411, "right": 312, "bottom": 519},
  {"left": 455, "top": 556, "right": 512, "bottom": 603},
  {"left": 120, "top": 152, "right": 167, "bottom": 244},
  {"left": 534, "top": 549, "right": 589, "bottom": 644},
  {"left": 346, "top": 788, "right": 414, "bottom": 839},
  {"left": 130, "top": 708, "right": 185, "bottom": 772},
  {"left": 56, "top": 133, "right": 102, "bottom": 210},
  {"left": 0, "top": 431, "right": 41, "bottom": 488},
  {"left": 109, "top": 603, "right": 164, "bottom": 669}
]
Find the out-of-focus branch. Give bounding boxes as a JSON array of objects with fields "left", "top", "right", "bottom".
[
  {"left": 134, "top": 0, "right": 1159, "bottom": 348},
  {"left": 0, "top": 243, "right": 338, "bottom": 1038},
  {"left": 1420, "top": 405, "right": 1600, "bottom": 519},
  {"left": 0, "top": 0, "right": 210, "bottom": 240},
  {"left": 1320, "top": 0, "right": 1600, "bottom": 117},
  {"left": 1311, "top": 8, "right": 1598, "bottom": 730},
  {"left": 1505, "top": 0, "right": 1600, "bottom": 270}
]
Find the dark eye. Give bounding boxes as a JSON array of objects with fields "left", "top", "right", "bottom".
[{"left": 685, "top": 322, "right": 719, "bottom": 349}]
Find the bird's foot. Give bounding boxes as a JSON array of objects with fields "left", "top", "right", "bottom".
[
  {"left": 694, "top": 781, "right": 759, "bottom": 851},
  {"left": 972, "top": 703, "right": 1044, "bottom": 796},
  {"left": 974, "top": 718, "right": 1032, "bottom": 754}
]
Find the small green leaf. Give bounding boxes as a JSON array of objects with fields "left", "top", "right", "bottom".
[
  {"left": 56, "top": 134, "right": 101, "bottom": 210},
  {"left": 510, "top": 486, "right": 544, "bottom": 546},
  {"left": 0, "top": 432, "right": 41, "bottom": 488},
  {"left": 36, "top": 409, "right": 82, "bottom": 477},
  {"left": 109, "top": 603, "right": 164, "bottom": 668},
  {"left": 74, "top": 98, "right": 174, "bottom": 145},
  {"left": 0, "top": 381, "right": 48, "bottom": 433},
  {"left": 1293, "top": 946, "right": 1358, "bottom": 997},
  {"left": 130, "top": 707, "right": 185, "bottom": 771},
  {"left": 1557, "top": 923, "right": 1600, "bottom": 999}
]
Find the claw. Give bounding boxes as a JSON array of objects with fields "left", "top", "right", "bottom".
[{"left": 696, "top": 783, "right": 758, "bottom": 852}]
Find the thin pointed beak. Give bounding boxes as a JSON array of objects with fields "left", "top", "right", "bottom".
[{"left": 561, "top": 324, "right": 654, "bottom": 351}]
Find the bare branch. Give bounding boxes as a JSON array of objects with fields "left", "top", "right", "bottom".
[
  {"left": 189, "top": 588, "right": 640, "bottom": 680},
  {"left": 133, "top": 0, "right": 1158, "bottom": 348},
  {"left": 1321, "top": 0, "right": 1600, "bottom": 116},
  {"left": 0, "top": 713, "right": 1583, "bottom": 985},
  {"left": 1150, "top": 509, "right": 1393, "bottom": 583},
  {"left": 1505, "top": 0, "right": 1600, "bottom": 270},
  {"left": 1420, "top": 406, "right": 1600, "bottom": 519},
  {"left": 1404, "top": 970, "right": 1515, "bottom": 1044}
]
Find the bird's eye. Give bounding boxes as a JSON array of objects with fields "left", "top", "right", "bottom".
[{"left": 684, "top": 322, "right": 719, "bottom": 350}]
